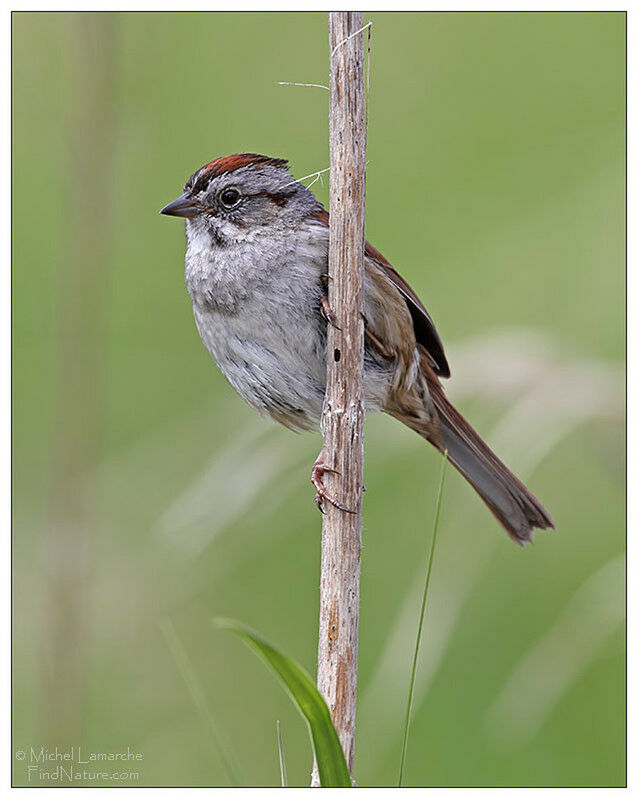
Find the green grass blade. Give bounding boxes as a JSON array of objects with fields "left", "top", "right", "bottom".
[
  {"left": 215, "top": 618, "right": 351, "bottom": 787},
  {"left": 276, "top": 720, "right": 288, "bottom": 787},
  {"left": 398, "top": 450, "right": 448, "bottom": 787},
  {"left": 159, "top": 618, "right": 242, "bottom": 786}
]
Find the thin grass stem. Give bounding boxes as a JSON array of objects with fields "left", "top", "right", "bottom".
[
  {"left": 159, "top": 618, "right": 241, "bottom": 786},
  {"left": 276, "top": 720, "right": 288, "bottom": 787},
  {"left": 397, "top": 450, "right": 448, "bottom": 787}
]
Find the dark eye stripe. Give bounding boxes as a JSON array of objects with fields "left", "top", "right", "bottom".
[{"left": 261, "top": 192, "right": 289, "bottom": 207}]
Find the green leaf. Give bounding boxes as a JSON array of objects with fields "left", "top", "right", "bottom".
[{"left": 214, "top": 618, "right": 352, "bottom": 787}]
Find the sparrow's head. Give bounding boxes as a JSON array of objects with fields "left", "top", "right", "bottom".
[{"left": 160, "top": 153, "right": 319, "bottom": 244}]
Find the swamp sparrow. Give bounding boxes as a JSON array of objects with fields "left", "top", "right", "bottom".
[{"left": 161, "top": 153, "right": 554, "bottom": 544}]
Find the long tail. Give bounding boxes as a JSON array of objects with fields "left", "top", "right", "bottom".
[
  {"left": 391, "top": 372, "right": 555, "bottom": 545},
  {"left": 427, "top": 381, "right": 554, "bottom": 544}
]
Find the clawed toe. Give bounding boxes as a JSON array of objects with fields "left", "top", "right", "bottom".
[
  {"left": 311, "top": 461, "right": 355, "bottom": 514},
  {"left": 320, "top": 296, "right": 341, "bottom": 330}
]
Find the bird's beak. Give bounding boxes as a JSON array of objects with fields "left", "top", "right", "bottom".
[{"left": 159, "top": 193, "right": 200, "bottom": 218}]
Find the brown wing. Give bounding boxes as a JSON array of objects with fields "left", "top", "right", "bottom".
[{"left": 312, "top": 208, "right": 450, "bottom": 378}]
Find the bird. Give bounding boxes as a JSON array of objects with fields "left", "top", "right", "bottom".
[{"left": 160, "top": 153, "right": 554, "bottom": 545}]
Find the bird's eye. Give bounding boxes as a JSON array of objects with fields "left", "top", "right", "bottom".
[{"left": 219, "top": 188, "right": 241, "bottom": 208}]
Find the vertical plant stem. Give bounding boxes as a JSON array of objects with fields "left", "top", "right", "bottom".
[
  {"left": 276, "top": 721, "right": 288, "bottom": 787},
  {"left": 160, "top": 618, "right": 241, "bottom": 787},
  {"left": 398, "top": 451, "right": 448, "bottom": 787},
  {"left": 312, "top": 11, "right": 367, "bottom": 786},
  {"left": 39, "top": 12, "right": 116, "bottom": 746}
]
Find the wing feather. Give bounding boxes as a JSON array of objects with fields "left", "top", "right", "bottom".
[{"left": 312, "top": 208, "right": 450, "bottom": 378}]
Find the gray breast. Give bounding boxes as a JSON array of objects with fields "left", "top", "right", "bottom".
[{"left": 186, "top": 224, "right": 330, "bottom": 428}]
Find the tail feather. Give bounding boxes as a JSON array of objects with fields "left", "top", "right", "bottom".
[{"left": 426, "top": 381, "right": 554, "bottom": 545}]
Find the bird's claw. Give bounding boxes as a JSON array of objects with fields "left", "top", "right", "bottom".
[
  {"left": 320, "top": 296, "right": 341, "bottom": 330},
  {"left": 311, "top": 461, "right": 355, "bottom": 514}
]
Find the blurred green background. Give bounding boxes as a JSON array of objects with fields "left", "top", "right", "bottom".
[{"left": 12, "top": 11, "right": 625, "bottom": 787}]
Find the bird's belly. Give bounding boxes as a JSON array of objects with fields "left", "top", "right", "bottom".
[
  {"left": 193, "top": 302, "right": 393, "bottom": 430},
  {"left": 193, "top": 303, "right": 328, "bottom": 430}
]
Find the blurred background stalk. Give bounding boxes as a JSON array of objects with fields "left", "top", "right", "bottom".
[{"left": 39, "top": 12, "right": 117, "bottom": 745}]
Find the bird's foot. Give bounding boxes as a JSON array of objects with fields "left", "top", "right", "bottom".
[
  {"left": 320, "top": 296, "right": 341, "bottom": 330},
  {"left": 311, "top": 451, "right": 354, "bottom": 514}
]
